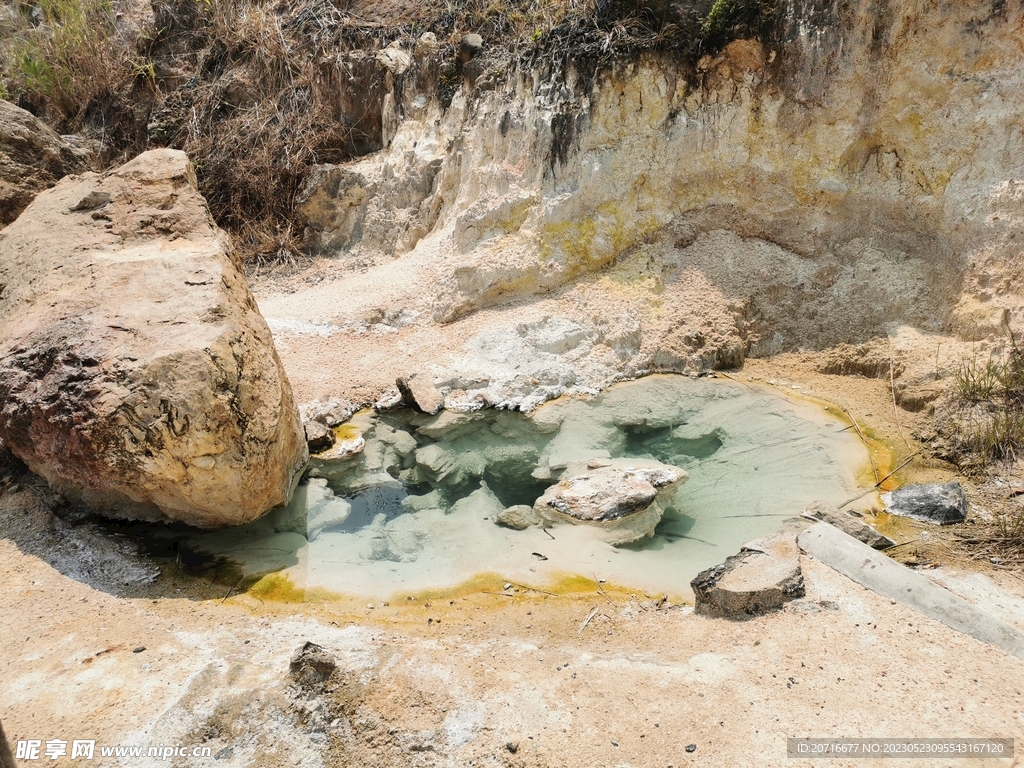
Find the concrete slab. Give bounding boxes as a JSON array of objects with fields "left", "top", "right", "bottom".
[{"left": 798, "top": 521, "right": 1024, "bottom": 660}]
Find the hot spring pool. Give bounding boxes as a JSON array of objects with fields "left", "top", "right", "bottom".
[{"left": 182, "top": 374, "right": 868, "bottom": 599}]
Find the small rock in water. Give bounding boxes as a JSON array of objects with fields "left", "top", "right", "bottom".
[
  {"left": 299, "top": 397, "right": 357, "bottom": 427},
  {"left": 533, "top": 458, "right": 687, "bottom": 546},
  {"left": 881, "top": 482, "right": 968, "bottom": 525}
]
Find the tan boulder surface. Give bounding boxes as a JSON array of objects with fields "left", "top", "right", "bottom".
[
  {"left": 0, "top": 148, "right": 307, "bottom": 527},
  {"left": 0, "top": 100, "right": 92, "bottom": 226}
]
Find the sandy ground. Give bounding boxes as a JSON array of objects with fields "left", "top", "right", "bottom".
[
  {"left": 3, "top": 348, "right": 1024, "bottom": 767},
  {"left": 4, "top": 253, "right": 1024, "bottom": 766}
]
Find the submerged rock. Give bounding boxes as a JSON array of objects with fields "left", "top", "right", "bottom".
[
  {"left": 803, "top": 501, "right": 895, "bottom": 550},
  {"left": 305, "top": 478, "right": 353, "bottom": 541},
  {"left": 0, "top": 149, "right": 307, "bottom": 527},
  {"left": 533, "top": 458, "right": 686, "bottom": 546},
  {"left": 881, "top": 482, "right": 968, "bottom": 525},
  {"left": 690, "top": 532, "right": 804, "bottom": 619},
  {"left": 494, "top": 504, "right": 540, "bottom": 530}
]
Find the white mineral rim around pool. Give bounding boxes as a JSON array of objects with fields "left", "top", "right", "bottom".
[{"left": 186, "top": 374, "right": 872, "bottom": 601}]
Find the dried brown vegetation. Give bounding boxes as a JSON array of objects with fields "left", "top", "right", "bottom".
[{"left": 1, "top": 0, "right": 776, "bottom": 262}]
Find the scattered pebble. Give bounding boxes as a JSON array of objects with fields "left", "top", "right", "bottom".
[
  {"left": 685, "top": 744, "right": 697, "bottom": 753},
  {"left": 505, "top": 742, "right": 519, "bottom": 754},
  {"left": 132, "top": 646, "right": 145, "bottom": 653}
]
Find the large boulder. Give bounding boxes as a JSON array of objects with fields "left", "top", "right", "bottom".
[
  {"left": 533, "top": 458, "right": 686, "bottom": 545},
  {"left": 0, "top": 100, "right": 93, "bottom": 225},
  {"left": 0, "top": 148, "right": 308, "bottom": 527}
]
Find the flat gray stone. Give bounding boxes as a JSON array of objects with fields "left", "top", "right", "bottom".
[
  {"left": 798, "top": 522, "right": 1024, "bottom": 660},
  {"left": 804, "top": 501, "right": 895, "bottom": 549},
  {"left": 881, "top": 482, "right": 967, "bottom": 525},
  {"left": 690, "top": 532, "right": 804, "bottom": 619}
]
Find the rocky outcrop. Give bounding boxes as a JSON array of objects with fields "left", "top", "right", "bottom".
[
  {"left": 691, "top": 532, "right": 804, "bottom": 619},
  {"left": 0, "top": 148, "right": 307, "bottom": 527},
  {"left": 259, "top": 0, "right": 1024, "bottom": 415},
  {"left": 396, "top": 374, "right": 444, "bottom": 415},
  {"left": 533, "top": 459, "right": 686, "bottom": 545},
  {"left": 304, "top": 421, "right": 336, "bottom": 453},
  {"left": 300, "top": 398, "right": 358, "bottom": 428},
  {"left": 0, "top": 100, "right": 92, "bottom": 226},
  {"left": 881, "top": 483, "right": 968, "bottom": 525},
  {"left": 294, "top": 165, "right": 373, "bottom": 254}
]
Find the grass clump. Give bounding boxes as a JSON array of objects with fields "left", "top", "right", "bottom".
[
  {"left": 950, "top": 316, "right": 1024, "bottom": 463},
  {"left": 955, "top": 508, "right": 1024, "bottom": 568}
]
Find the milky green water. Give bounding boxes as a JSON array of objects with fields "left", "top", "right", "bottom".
[{"left": 183, "top": 375, "right": 867, "bottom": 599}]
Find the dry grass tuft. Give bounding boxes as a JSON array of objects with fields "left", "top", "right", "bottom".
[{"left": 954, "top": 511, "right": 1024, "bottom": 568}]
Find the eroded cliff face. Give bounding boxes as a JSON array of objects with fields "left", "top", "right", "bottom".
[
  {"left": 259, "top": 0, "right": 1024, "bottom": 409},
  {"left": 243, "top": 0, "right": 1024, "bottom": 415}
]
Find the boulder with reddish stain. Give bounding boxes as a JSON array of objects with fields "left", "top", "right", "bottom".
[{"left": 0, "top": 149, "right": 307, "bottom": 527}]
